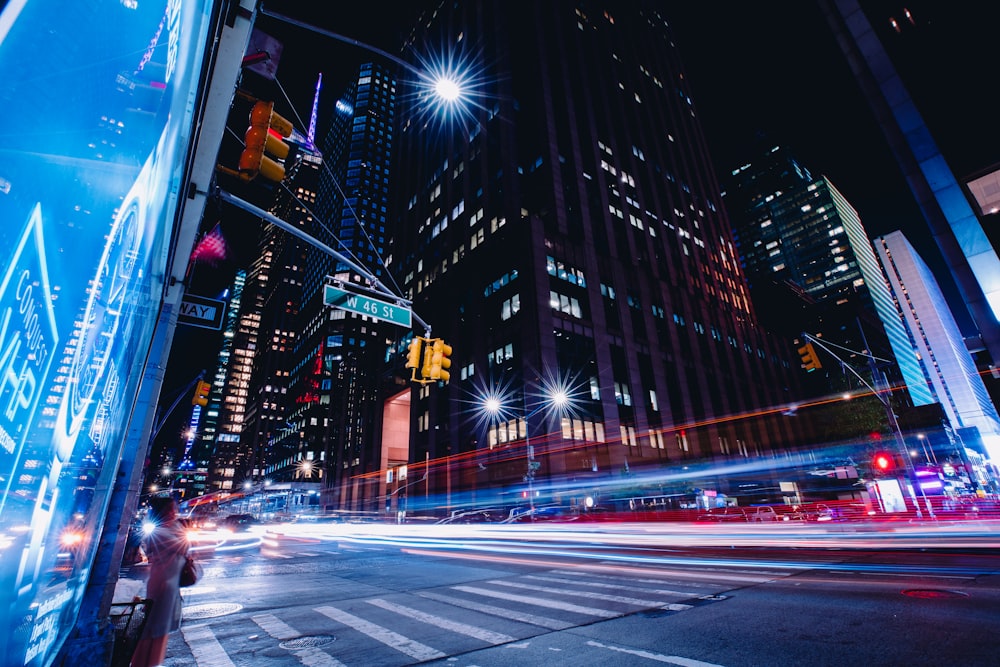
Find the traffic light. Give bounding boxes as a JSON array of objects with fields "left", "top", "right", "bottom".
[
  {"left": 192, "top": 380, "right": 211, "bottom": 407},
  {"left": 426, "top": 338, "right": 453, "bottom": 382},
  {"left": 238, "top": 100, "right": 293, "bottom": 182},
  {"left": 872, "top": 451, "right": 894, "bottom": 473},
  {"left": 405, "top": 337, "right": 423, "bottom": 370},
  {"left": 797, "top": 342, "right": 822, "bottom": 371}
]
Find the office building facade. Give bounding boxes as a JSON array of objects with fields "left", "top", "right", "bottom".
[
  {"left": 724, "top": 144, "right": 931, "bottom": 407},
  {"left": 390, "top": 1, "right": 806, "bottom": 510}
]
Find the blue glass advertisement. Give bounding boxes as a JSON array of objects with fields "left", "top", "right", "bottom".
[{"left": 0, "top": 1, "right": 213, "bottom": 664}]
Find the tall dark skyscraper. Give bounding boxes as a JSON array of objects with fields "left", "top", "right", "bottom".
[
  {"left": 390, "top": 1, "right": 807, "bottom": 510},
  {"left": 722, "top": 144, "right": 925, "bottom": 408},
  {"left": 282, "top": 62, "right": 399, "bottom": 510}
]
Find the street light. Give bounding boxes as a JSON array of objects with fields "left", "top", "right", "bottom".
[
  {"left": 480, "top": 380, "right": 574, "bottom": 521},
  {"left": 219, "top": 9, "right": 477, "bottom": 336}
]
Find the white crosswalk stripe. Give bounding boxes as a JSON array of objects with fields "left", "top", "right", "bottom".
[
  {"left": 366, "top": 598, "right": 516, "bottom": 644},
  {"left": 416, "top": 590, "right": 575, "bottom": 630},
  {"left": 451, "top": 584, "right": 619, "bottom": 617},
  {"left": 315, "top": 604, "right": 447, "bottom": 661},
  {"left": 524, "top": 573, "right": 703, "bottom": 599},
  {"left": 489, "top": 578, "right": 671, "bottom": 607},
  {"left": 251, "top": 614, "right": 347, "bottom": 667},
  {"left": 181, "top": 623, "right": 235, "bottom": 667}
]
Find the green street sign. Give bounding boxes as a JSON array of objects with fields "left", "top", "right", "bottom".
[{"left": 323, "top": 284, "right": 412, "bottom": 328}]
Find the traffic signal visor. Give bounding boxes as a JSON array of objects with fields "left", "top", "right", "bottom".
[{"left": 193, "top": 380, "right": 211, "bottom": 407}]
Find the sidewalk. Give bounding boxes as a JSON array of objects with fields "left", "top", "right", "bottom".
[{"left": 113, "top": 564, "right": 148, "bottom": 603}]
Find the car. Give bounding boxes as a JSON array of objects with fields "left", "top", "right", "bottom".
[
  {"left": 220, "top": 514, "right": 258, "bottom": 532},
  {"left": 501, "top": 506, "right": 578, "bottom": 523},
  {"left": 696, "top": 507, "right": 748, "bottom": 522},
  {"left": 747, "top": 506, "right": 781, "bottom": 522},
  {"left": 436, "top": 509, "right": 503, "bottom": 524}
]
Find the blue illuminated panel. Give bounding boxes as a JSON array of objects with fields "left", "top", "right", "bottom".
[{"left": 0, "top": 1, "right": 213, "bottom": 664}]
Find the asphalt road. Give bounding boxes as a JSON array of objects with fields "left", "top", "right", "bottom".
[{"left": 120, "top": 524, "right": 1000, "bottom": 666}]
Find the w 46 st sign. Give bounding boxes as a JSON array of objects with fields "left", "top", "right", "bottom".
[{"left": 323, "top": 284, "right": 411, "bottom": 328}]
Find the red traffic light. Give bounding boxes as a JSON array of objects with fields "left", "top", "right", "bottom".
[{"left": 873, "top": 452, "right": 894, "bottom": 472}]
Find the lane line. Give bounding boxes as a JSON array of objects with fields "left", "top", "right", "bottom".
[
  {"left": 451, "top": 585, "right": 618, "bottom": 618},
  {"left": 181, "top": 623, "right": 236, "bottom": 667},
  {"left": 587, "top": 639, "right": 726, "bottom": 666},
  {"left": 416, "top": 590, "right": 574, "bottom": 630},
  {"left": 315, "top": 605, "right": 446, "bottom": 661},
  {"left": 366, "top": 598, "right": 516, "bottom": 644}
]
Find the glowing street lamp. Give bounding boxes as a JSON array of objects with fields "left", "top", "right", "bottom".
[{"left": 479, "top": 378, "right": 577, "bottom": 520}]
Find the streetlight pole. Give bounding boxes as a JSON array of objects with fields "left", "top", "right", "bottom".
[
  {"left": 483, "top": 386, "right": 569, "bottom": 521},
  {"left": 805, "top": 332, "right": 933, "bottom": 519}
]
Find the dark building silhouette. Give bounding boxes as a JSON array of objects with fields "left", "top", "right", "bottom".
[
  {"left": 388, "top": 1, "right": 811, "bottom": 511},
  {"left": 820, "top": 0, "right": 1000, "bottom": 370}
]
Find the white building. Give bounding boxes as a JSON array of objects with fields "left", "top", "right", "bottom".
[{"left": 874, "top": 230, "right": 1000, "bottom": 470}]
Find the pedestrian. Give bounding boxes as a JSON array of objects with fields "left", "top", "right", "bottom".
[{"left": 131, "top": 495, "right": 189, "bottom": 667}]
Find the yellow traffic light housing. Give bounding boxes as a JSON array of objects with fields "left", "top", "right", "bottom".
[
  {"left": 237, "top": 100, "right": 293, "bottom": 183},
  {"left": 405, "top": 337, "right": 423, "bottom": 370},
  {"left": 427, "top": 339, "right": 453, "bottom": 382},
  {"left": 797, "top": 342, "right": 822, "bottom": 372},
  {"left": 192, "top": 380, "right": 211, "bottom": 407}
]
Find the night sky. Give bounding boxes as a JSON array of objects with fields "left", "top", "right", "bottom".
[{"left": 155, "top": 1, "right": 998, "bottom": 461}]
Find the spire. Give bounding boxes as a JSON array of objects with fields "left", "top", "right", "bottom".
[{"left": 307, "top": 72, "right": 322, "bottom": 150}]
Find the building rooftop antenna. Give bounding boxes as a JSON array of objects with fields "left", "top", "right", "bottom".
[{"left": 307, "top": 72, "right": 322, "bottom": 151}]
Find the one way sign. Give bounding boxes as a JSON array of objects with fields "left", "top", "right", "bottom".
[{"left": 179, "top": 294, "right": 226, "bottom": 330}]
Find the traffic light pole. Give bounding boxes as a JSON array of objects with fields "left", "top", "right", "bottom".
[
  {"left": 803, "top": 332, "right": 933, "bottom": 518},
  {"left": 217, "top": 188, "right": 430, "bottom": 334}
]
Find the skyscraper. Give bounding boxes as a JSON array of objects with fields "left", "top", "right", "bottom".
[
  {"left": 723, "top": 144, "right": 931, "bottom": 407},
  {"left": 874, "top": 230, "right": 1000, "bottom": 481},
  {"left": 283, "top": 62, "right": 399, "bottom": 510},
  {"left": 390, "top": 1, "right": 806, "bottom": 510}
]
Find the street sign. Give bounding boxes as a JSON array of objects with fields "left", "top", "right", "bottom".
[
  {"left": 323, "top": 284, "right": 412, "bottom": 328},
  {"left": 179, "top": 294, "right": 226, "bottom": 330}
]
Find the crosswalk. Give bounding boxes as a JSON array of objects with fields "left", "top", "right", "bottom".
[{"left": 172, "top": 564, "right": 784, "bottom": 666}]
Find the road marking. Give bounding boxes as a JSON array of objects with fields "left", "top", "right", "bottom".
[
  {"left": 525, "top": 574, "right": 701, "bottom": 599},
  {"left": 252, "top": 614, "right": 346, "bottom": 667},
  {"left": 182, "top": 623, "right": 235, "bottom": 667},
  {"left": 593, "top": 563, "right": 782, "bottom": 583},
  {"left": 416, "top": 590, "right": 574, "bottom": 630},
  {"left": 315, "top": 605, "right": 446, "bottom": 661},
  {"left": 550, "top": 568, "right": 718, "bottom": 589},
  {"left": 588, "top": 640, "right": 725, "bottom": 666},
  {"left": 490, "top": 579, "right": 667, "bottom": 608},
  {"left": 367, "top": 598, "right": 516, "bottom": 644},
  {"left": 452, "top": 585, "right": 618, "bottom": 618}
]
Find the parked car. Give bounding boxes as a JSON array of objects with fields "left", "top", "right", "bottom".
[
  {"left": 501, "top": 506, "right": 578, "bottom": 523},
  {"left": 696, "top": 507, "right": 748, "bottom": 522},
  {"left": 437, "top": 509, "right": 504, "bottom": 524},
  {"left": 747, "top": 506, "right": 781, "bottom": 522}
]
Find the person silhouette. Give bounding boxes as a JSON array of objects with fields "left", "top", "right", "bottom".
[{"left": 131, "top": 495, "right": 189, "bottom": 667}]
